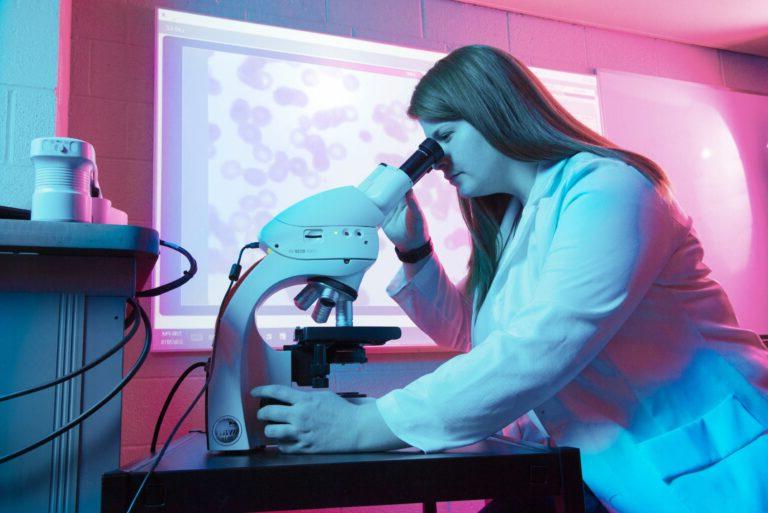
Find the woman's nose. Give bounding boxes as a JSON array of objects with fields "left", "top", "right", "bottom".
[{"left": 434, "top": 155, "right": 451, "bottom": 173}]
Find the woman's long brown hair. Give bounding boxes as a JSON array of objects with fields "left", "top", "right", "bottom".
[{"left": 408, "top": 45, "right": 670, "bottom": 309}]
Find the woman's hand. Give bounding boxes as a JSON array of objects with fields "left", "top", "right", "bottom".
[
  {"left": 381, "top": 190, "right": 430, "bottom": 251},
  {"left": 250, "top": 385, "right": 407, "bottom": 454}
]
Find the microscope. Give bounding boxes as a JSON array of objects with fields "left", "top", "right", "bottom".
[{"left": 206, "top": 139, "right": 444, "bottom": 451}]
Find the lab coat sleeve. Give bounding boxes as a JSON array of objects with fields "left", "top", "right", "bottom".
[
  {"left": 386, "top": 255, "right": 472, "bottom": 352},
  {"left": 377, "top": 162, "right": 686, "bottom": 452}
]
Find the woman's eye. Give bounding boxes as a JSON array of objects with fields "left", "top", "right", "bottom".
[{"left": 439, "top": 132, "right": 453, "bottom": 142}]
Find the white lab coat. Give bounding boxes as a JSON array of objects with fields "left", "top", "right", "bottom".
[{"left": 376, "top": 152, "right": 768, "bottom": 513}]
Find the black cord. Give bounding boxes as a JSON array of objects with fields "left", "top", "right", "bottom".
[
  {"left": 125, "top": 241, "right": 259, "bottom": 513},
  {"left": 0, "top": 300, "right": 152, "bottom": 464},
  {"left": 136, "top": 240, "right": 198, "bottom": 297},
  {"left": 150, "top": 361, "right": 207, "bottom": 455},
  {"left": 0, "top": 298, "right": 142, "bottom": 403}
]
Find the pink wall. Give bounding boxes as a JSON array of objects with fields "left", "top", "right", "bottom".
[{"left": 64, "top": 0, "right": 768, "bottom": 510}]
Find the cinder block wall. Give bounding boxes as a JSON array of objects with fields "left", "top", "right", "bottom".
[{"left": 0, "top": 0, "right": 65, "bottom": 209}]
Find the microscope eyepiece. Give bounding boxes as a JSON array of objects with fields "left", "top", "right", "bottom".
[{"left": 398, "top": 137, "right": 444, "bottom": 184}]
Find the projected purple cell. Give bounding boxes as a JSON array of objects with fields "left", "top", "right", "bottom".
[
  {"left": 209, "top": 208, "right": 236, "bottom": 245},
  {"left": 256, "top": 190, "right": 277, "bottom": 208},
  {"left": 429, "top": 193, "right": 451, "bottom": 220},
  {"left": 209, "top": 123, "right": 221, "bottom": 142},
  {"left": 208, "top": 249, "right": 231, "bottom": 274},
  {"left": 301, "top": 69, "right": 320, "bottom": 86},
  {"left": 418, "top": 190, "right": 435, "bottom": 208},
  {"left": 327, "top": 143, "right": 346, "bottom": 160},
  {"left": 252, "top": 144, "right": 273, "bottom": 163},
  {"left": 268, "top": 164, "right": 288, "bottom": 182},
  {"left": 229, "top": 211, "right": 251, "bottom": 232},
  {"left": 209, "top": 78, "right": 222, "bottom": 95},
  {"left": 274, "top": 87, "right": 308, "bottom": 107},
  {"left": 238, "top": 57, "right": 272, "bottom": 90},
  {"left": 253, "top": 210, "right": 273, "bottom": 228},
  {"left": 230, "top": 98, "right": 250, "bottom": 124},
  {"left": 445, "top": 228, "right": 470, "bottom": 250},
  {"left": 243, "top": 167, "right": 266, "bottom": 186},
  {"left": 372, "top": 104, "right": 385, "bottom": 123},
  {"left": 359, "top": 130, "right": 372, "bottom": 143},
  {"left": 384, "top": 121, "right": 409, "bottom": 142},
  {"left": 239, "top": 195, "right": 260, "bottom": 211},
  {"left": 373, "top": 102, "right": 411, "bottom": 142},
  {"left": 220, "top": 161, "right": 242, "bottom": 179},
  {"left": 302, "top": 173, "right": 320, "bottom": 189},
  {"left": 238, "top": 123, "right": 261, "bottom": 144},
  {"left": 251, "top": 106, "right": 272, "bottom": 126},
  {"left": 342, "top": 74, "right": 359, "bottom": 91},
  {"left": 304, "top": 133, "right": 325, "bottom": 153},
  {"left": 313, "top": 154, "right": 330, "bottom": 172},
  {"left": 312, "top": 111, "right": 332, "bottom": 130},
  {"left": 289, "top": 157, "right": 308, "bottom": 177}
]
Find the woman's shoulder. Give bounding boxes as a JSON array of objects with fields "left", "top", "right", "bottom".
[
  {"left": 557, "top": 151, "right": 658, "bottom": 200},
  {"left": 554, "top": 151, "right": 691, "bottom": 230}
]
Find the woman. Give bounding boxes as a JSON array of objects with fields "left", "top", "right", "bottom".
[{"left": 252, "top": 45, "right": 768, "bottom": 513}]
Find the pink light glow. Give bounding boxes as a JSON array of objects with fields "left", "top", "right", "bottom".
[{"left": 599, "top": 71, "right": 768, "bottom": 332}]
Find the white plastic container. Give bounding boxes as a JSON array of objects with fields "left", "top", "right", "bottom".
[{"left": 30, "top": 137, "right": 96, "bottom": 222}]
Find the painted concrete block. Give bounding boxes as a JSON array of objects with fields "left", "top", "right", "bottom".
[
  {"left": 351, "top": 27, "right": 448, "bottom": 54},
  {"left": 185, "top": 0, "right": 252, "bottom": 20},
  {"left": 69, "top": 94, "right": 126, "bottom": 158},
  {"left": 655, "top": 40, "right": 722, "bottom": 87},
  {"left": 720, "top": 50, "right": 768, "bottom": 95},
  {"left": 120, "top": 374, "right": 206, "bottom": 446},
  {"left": 70, "top": 36, "right": 91, "bottom": 96},
  {"left": 124, "top": 1, "right": 155, "bottom": 47},
  {"left": 97, "top": 157, "right": 153, "bottom": 223},
  {"left": 256, "top": 0, "right": 326, "bottom": 24},
  {"left": 509, "top": 13, "right": 587, "bottom": 73},
  {"left": 91, "top": 40, "right": 153, "bottom": 102},
  {"left": 9, "top": 87, "right": 56, "bottom": 165},
  {"left": 255, "top": 14, "right": 354, "bottom": 37},
  {"left": 125, "top": 101, "right": 154, "bottom": 159},
  {"left": 71, "top": 0, "right": 128, "bottom": 43},
  {"left": 0, "top": 0, "right": 60, "bottom": 88},
  {"left": 329, "top": 0, "right": 422, "bottom": 38},
  {"left": 585, "top": 27, "right": 658, "bottom": 76},
  {"left": 423, "top": 0, "right": 507, "bottom": 50},
  {"left": 0, "top": 164, "right": 34, "bottom": 209}
]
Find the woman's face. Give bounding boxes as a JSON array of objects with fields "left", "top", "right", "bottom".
[{"left": 418, "top": 119, "right": 536, "bottom": 200}]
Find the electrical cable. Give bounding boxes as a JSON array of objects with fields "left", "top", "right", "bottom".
[
  {"left": 136, "top": 240, "right": 197, "bottom": 298},
  {"left": 0, "top": 299, "right": 152, "bottom": 465},
  {"left": 125, "top": 241, "right": 260, "bottom": 513},
  {"left": 149, "top": 361, "right": 207, "bottom": 455},
  {"left": 0, "top": 298, "right": 142, "bottom": 403}
]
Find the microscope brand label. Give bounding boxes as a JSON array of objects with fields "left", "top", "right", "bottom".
[{"left": 213, "top": 416, "right": 241, "bottom": 445}]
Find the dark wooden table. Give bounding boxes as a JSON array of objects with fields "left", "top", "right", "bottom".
[{"left": 102, "top": 432, "right": 584, "bottom": 513}]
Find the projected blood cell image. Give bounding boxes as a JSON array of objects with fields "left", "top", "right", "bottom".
[{"left": 204, "top": 50, "right": 468, "bottom": 311}]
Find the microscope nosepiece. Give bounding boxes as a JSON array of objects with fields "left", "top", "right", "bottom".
[
  {"left": 311, "top": 287, "right": 339, "bottom": 323},
  {"left": 294, "top": 283, "right": 322, "bottom": 311}
]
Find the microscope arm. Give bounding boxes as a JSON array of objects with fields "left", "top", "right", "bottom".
[{"left": 206, "top": 139, "right": 443, "bottom": 452}]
